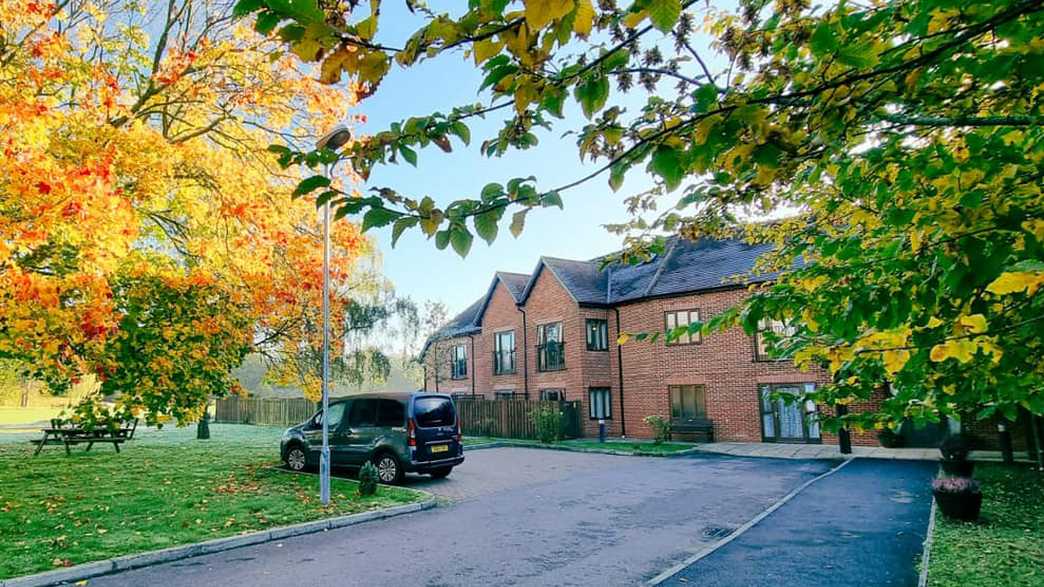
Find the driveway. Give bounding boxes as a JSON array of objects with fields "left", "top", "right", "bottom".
[{"left": 88, "top": 447, "right": 832, "bottom": 586}]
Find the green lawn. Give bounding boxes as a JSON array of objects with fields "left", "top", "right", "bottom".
[
  {"left": 0, "top": 424, "right": 425, "bottom": 580},
  {"left": 928, "top": 463, "right": 1044, "bottom": 586}
]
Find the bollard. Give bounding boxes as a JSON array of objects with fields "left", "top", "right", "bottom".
[{"left": 599, "top": 419, "right": 606, "bottom": 443}]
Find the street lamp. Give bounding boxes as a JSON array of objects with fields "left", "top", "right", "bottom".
[{"left": 315, "top": 125, "right": 352, "bottom": 505}]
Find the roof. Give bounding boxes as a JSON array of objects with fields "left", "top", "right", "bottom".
[{"left": 421, "top": 235, "right": 777, "bottom": 356}]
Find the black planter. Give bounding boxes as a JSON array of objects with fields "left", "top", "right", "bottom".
[
  {"left": 940, "top": 458, "right": 974, "bottom": 477},
  {"left": 878, "top": 430, "right": 904, "bottom": 448},
  {"left": 934, "top": 489, "right": 982, "bottom": 522}
]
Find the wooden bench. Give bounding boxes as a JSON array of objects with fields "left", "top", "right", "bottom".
[
  {"left": 669, "top": 418, "right": 715, "bottom": 443},
  {"left": 31, "top": 419, "right": 138, "bottom": 456}
]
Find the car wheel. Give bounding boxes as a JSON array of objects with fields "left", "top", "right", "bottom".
[
  {"left": 429, "top": 467, "right": 453, "bottom": 479},
  {"left": 373, "top": 452, "right": 404, "bottom": 485},
  {"left": 285, "top": 445, "right": 308, "bottom": 472}
]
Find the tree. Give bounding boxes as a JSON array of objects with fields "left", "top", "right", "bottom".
[
  {"left": 0, "top": 0, "right": 368, "bottom": 424},
  {"left": 244, "top": 0, "right": 1044, "bottom": 433}
]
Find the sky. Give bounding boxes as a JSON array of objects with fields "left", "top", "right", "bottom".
[{"left": 347, "top": 4, "right": 725, "bottom": 317}]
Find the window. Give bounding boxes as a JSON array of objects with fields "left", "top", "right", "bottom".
[
  {"left": 495, "top": 390, "right": 522, "bottom": 400},
  {"left": 414, "top": 396, "right": 456, "bottom": 428},
  {"left": 347, "top": 399, "right": 377, "bottom": 428},
  {"left": 537, "top": 322, "right": 565, "bottom": 371},
  {"left": 493, "top": 330, "right": 516, "bottom": 375},
  {"left": 669, "top": 385, "right": 707, "bottom": 421},
  {"left": 375, "top": 399, "right": 405, "bottom": 427},
  {"left": 759, "top": 383, "right": 820, "bottom": 442},
  {"left": 314, "top": 402, "right": 347, "bottom": 429},
  {"left": 540, "top": 388, "right": 564, "bottom": 401},
  {"left": 451, "top": 393, "right": 482, "bottom": 400},
  {"left": 588, "top": 387, "right": 611, "bottom": 420},
  {"left": 450, "top": 343, "right": 468, "bottom": 379},
  {"left": 665, "top": 309, "right": 701, "bottom": 345},
  {"left": 754, "top": 319, "right": 797, "bottom": 361},
  {"left": 586, "top": 319, "right": 608, "bottom": 351}
]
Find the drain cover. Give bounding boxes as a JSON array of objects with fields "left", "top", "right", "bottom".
[{"left": 702, "top": 526, "right": 735, "bottom": 539}]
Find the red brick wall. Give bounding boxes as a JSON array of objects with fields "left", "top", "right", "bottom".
[
  {"left": 478, "top": 281, "right": 524, "bottom": 398},
  {"left": 423, "top": 335, "right": 475, "bottom": 396}
]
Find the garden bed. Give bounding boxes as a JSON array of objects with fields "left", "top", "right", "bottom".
[
  {"left": 927, "top": 463, "right": 1043, "bottom": 586},
  {"left": 0, "top": 424, "right": 426, "bottom": 580},
  {"left": 464, "top": 436, "right": 699, "bottom": 456}
]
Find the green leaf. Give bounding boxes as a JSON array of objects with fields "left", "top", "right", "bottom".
[
  {"left": 361, "top": 207, "right": 400, "bottom": 232},
  {"left": 609, "top": 163, "right": 627, "bottom": 192},
  {"left": 809, "top": 23, "right": 837, "bottom": 57},
  {"left": 574, "top": 76, "right": 609, "bottom": 119},
  {"left": 647, "top": 0, "right": 681, "bottom": 33},
  {"left": 473, "top": 209, "right": 500, "bottom": 244},
  {"left": 255, "top": 11, "right": 282, "bottom": 34},
  {"left": 510, "top": 209, "right": 528, "bottom": 237},
  {"left": 450, "top": 121, "right": 471, "bottom": 146},
  {"left": 391, "top": 216, "right": 418, "bottom": 247},
  {"left": 234, "top": 0, "right": 264, "bottom": 17},
  {"left": 399, "top": 145, "right": 418, "bottom": 167},
  {"left": 434, "top": 229, "right": 450, "bottom": 250},
  {"left": 292, "top": 175, "right": 331, "bottom": 199},
  {"left": 481, "top": 182, "right": 504, "bottom": 200},
  {"left": 450, "top": 226, "right": 474, "bottom": 257},
  {"left": 649, "top": 145, "right": 684, "bottom": 191},
  {"left": 541, "top": 191, "right": 563, "bottom": 209},
  {"left": 693, "top": 84, "right": 718, "bottom": 113},
  {"left": 264, "top": 0, "right": 325, "bottom": 25},
  {"left": 315, "top": 190, "right": 338, "bottom": 208}
]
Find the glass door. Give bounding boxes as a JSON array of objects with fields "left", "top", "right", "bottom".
[{"left": 759, "top": 384, "right": 821, "bottom": 443}]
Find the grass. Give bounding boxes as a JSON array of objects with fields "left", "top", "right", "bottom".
[
  {"left": 928, "top": 463, "right": 1044, "bottom": 586},
  {"left": 462, "top": 436, "right": 498, "bottom": 446},
  {"left": 0, "top": 424, "right": 426, "bottom": 580}
]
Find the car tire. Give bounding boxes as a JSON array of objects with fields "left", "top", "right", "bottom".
[
  {"left": 429, "top": 467, "right": 453, "bottom": 479},
  {"left": 372, "top": 452, "right": 404, "bottom": 485},
  {"left": 285, "top": 444, "right": 309, "bottom": 472}
]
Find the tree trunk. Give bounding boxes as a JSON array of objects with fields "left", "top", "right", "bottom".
[{"left": 196, "top": 401, "right": 211, "bottom": 440}]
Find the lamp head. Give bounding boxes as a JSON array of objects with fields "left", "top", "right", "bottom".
[{"left": 316, "top": 125, "right": 352, "bottom": 151}]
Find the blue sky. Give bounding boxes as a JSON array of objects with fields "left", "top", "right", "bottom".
[{"left": 350, "top": 5, "right": 722, "bottom": 316}]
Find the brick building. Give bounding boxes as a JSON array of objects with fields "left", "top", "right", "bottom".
[{"left": 422, "top": 237, "right": 918, "bottom": 446}]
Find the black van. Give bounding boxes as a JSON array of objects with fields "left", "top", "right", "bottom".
[{"left": 280, "top": 391, "right": 463, "bottom": 484}]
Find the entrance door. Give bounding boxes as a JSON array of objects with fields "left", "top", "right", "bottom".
[{"left": 760, "top": 384, "right": 821, "bottom": 443}]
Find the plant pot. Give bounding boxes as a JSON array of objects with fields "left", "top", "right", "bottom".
[
  {"left": 878, "top": 431, "right": 904, "bottom": 448},
  {"left": 940, "top": 458, "right": 974, "bottom": 477},
  {"left": 933, "top": 489, "right": 982, "bottom": 522}
]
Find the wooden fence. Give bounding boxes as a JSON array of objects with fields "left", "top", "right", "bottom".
[
  {"left": 213, "top": 396, "right": 318, "bottom": 427},
  {"left": 455, "top": 399, "right": 583, "bottom": 440},
  {"left": 214, "top": 396, "right": 583, "bottom": 439}
]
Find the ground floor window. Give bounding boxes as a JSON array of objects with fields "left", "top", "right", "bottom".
[
  {"left": 451, "top": 393, "right": 482, "bottom": 400},
  {"left": 669, "top": 384, "right": 706, "bottom": 421},
  {"left": 759, "top": 383, "right": 820, "bottom": 443},
  {"left": 540, "top": 388, "right": 564, "bottom": 401},
  {"left": 495, "top": 390, "right": 523, "bottom": 400},
  {"left": 588, "top": 387, "right": 611, "bottom": 420}
]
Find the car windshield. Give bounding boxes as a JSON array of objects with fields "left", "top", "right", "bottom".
[{"left": 413, "top": 396, "right": 455, "bottom": 428}]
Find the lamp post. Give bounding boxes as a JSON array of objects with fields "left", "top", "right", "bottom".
[{"left": 315, "top": 126, "right": 352, "bottom": 505}]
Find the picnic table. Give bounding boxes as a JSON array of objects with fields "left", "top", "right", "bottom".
[{"left": 31, "top": 419, "right": 138, "bottom": 456}]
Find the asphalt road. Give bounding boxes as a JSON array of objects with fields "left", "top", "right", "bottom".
[
  {"left": 88, "top": 447, "right": 832, "bottom": 586},
  {"left": 660, "top": 458, "right": 937, "bottom": 587}
]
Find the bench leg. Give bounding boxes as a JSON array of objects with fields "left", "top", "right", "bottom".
[
  {"left": 86, "top": 441, "right": 94, "bottom": 452},
  {"left": 34, "top": 438, "right": 46, "bottom": 456},
  {"left": 64, "top": 440, "right": 72, "bottom": 456},
  {"left": 113, "top": 441, "right": 120, "bottom": 454}
]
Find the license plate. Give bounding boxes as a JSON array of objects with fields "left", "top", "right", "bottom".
[{"left": 430, "top": 444, "right": 449, "bottom": 454}]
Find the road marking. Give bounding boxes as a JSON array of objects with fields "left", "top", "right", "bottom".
[
  {"left": 646, "top": 458, "right": 853, "bottom": 585},
  {"left": 917, "top": 497, "right": 938, "bottom": 587}
]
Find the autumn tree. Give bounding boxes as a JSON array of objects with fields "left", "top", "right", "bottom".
[
  {"left": 244, "top": 0, "right": 1043, "bottom": 434},
  {"left": 0, "top": 0, "right": 368, "bottom": 425}
]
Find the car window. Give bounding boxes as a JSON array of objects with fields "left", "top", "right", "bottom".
[
  {"left": 414, "top": 396, "right": 455, "bottom": 428},
  {"left": 316, "top": 402, "right": 347, "bottom": 429},
  {"left": 348, "top": 399, "right": 377, "bottom": 428},
  {"left": 376, "top": 399, "right": 405, "bottom": 427}
]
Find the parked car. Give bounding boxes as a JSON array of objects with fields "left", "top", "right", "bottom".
[{"left": 280, "top": 391, "right": 464, "bottom": 484}]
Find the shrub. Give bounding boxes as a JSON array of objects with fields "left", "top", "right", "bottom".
[
  {"left": 358, "top": 462, "right": 379, "bottom": 496},
  {"left": 932, "top": 477, "right": 981, "bottom": 494},
  {"left": 643, "top": 415, "right": 672, "bottom": 444},
  {"left": 940, "top": 434, "right": 973, "bottom": 462},
  {"left": 877, "top": 427, "right": 903, "bottom": 448},
  {"left": 530, "top": 406, "right": 563, "bottom": 444}
]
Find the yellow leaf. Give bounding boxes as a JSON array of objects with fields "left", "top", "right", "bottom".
[
  {"left": 929, "top": 338, "right": 978, "bottom": 363},
  {"left": 523, "top": 0, "right": 575, "bottom": 30},
  {"left": 986, "top": 271, "right": 1044, "bottom": 296},
  {"left": 472, "top": 39, "right": 503, "bottom": 64},
  {"left": 616, "top": 332, "right": 631, "bottom": 345},
  {"left": 573, "top": 0, "right": 595, "bottom": 37},
  {"left": 623, "top": 10, "right": 646, "bottom": 29},
  {"left": 926, "top": 316, "right": 944, "bottom": 328},
  {"left": 958, "top": 314, "right": 988, "bottom": 334},
  {"left": 882, "top": 349, "right": 910, "bottom": 375}
]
